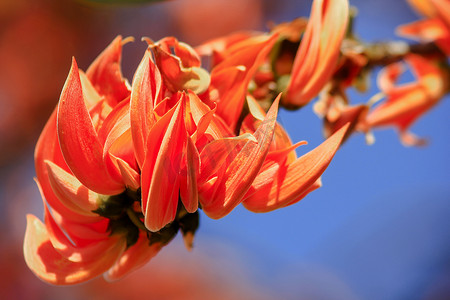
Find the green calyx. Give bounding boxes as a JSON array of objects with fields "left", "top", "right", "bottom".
[{"left": 93, "top": 190, "right": 199, "bottom": 249}]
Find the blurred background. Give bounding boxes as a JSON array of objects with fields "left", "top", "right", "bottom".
[{"left": 1, "top": 0, "right": 449, "bottom": 299}]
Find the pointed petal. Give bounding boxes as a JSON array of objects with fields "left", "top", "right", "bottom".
[
  {"left": 130, "top": 52, "right": 162, "bottom": 168},
  {"left": 98, "top": 99, "right": 138, "bottom": 183},
  {"left": 79, "top": 70, "right": 103, "bottom": 109},
  {"left": 97, "top": 97, "right": 131, "bottom": 145},
  {"left": 24, "top": 214, "right": 126, "bottom": 285},
  {"left": 45, "top": 161, "right": 102, "bottom": 218},
  {"left": 189, "top": 91, "right": 233, "bottom": 141},
  {"left": 50, "top": 208, "right": 110, "bottom": 246},
  {"left": 141, "top": 98, "right": 187, "bottom": 232},
  {"left": 115, "top": 156, "right": 140, "bottom": 191},
  {"left": 210, "top": 34, "right": 278, "bottom": 130},
  {"left": 35, "top": 176, "right": 99, "bottom": 224},
  {"left": 57, "top": 58, "right": 124, "bottom": 195},
  {"left": 198, "top": 133, "right": 257, "bottom": 184},
  {"left": 35, "top": 109, "right": 93, "bottom": 222},
  {"left": 397, "top": 18, "right": 448, "bottom": 42},
  {"left": 100, "top": 101, "right": 139, "bottom": 183},
  {"left": 242, "top": 96, "right": 299, "bottom": 162},
  {"left": 86, "top": 36, "right": 131, "bottom": 106},
  {"left": 285, "top": 0, "right": 349, "bottom": 106},
  {"left": 200, "top": 96, "right": 281, "bottom": 219},
  {"left": 243, "top": 124, "right": 349, "bottom": 212},
  {"left": 42, "top": 202, "right": 118, "bottom": 263},
  {"left": 104, "top": 234, "right": 162, "bottom": 281},
  {"left": 368, "top": 85, "right": 434, "bottom": 130},
  {"left": 265, "top": 140, "right": 307, "bottom": 165},
  {"left": 179, "top": 136, "right": 199, "bottom": 213}
]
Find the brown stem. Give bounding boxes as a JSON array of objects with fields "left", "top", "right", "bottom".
[{"left": 363, "top": 40, "right": 446, "bottom": 68}]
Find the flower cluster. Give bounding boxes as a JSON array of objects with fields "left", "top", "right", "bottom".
[
  {"left": 24, "top": 0, "right": 350, "bottom": 285},
  {"left": 24, "top": 0, "right": 450, "bottom": 285},
  {"left": 311, "top": 0, "right": 449, "bottom": 146}
]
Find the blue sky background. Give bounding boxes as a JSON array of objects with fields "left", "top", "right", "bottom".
[
  {"left": 1, "top": 0, "right": 449, "bottom": 299},
  {"left": 197, "top": 1, "right": 450, "bottom": 299}
]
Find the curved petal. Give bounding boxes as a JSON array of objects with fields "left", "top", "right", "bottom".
[
  {"left": 243, "top": 123, "right": 349, "bottom": 212},
  {"left": 42, "top": 202, "right": 118, "bottom": 263},
  {"left": 57, "top": 58, "right": 124, "bottom": 195},
  {"left": 198, "top": 133, "right": 257, "bottom": 184},
  {"left": 200, "top": 96, "right": 280, "bottom": 219},
  {"left": 86, "top": 36, "right": 131, "bottom": 106},
  {"left": 50, "top": 208, "right": 110, "bottom": 247},
  {"left": 189, "top": 91, "right": 233, "bottom": 141},
  {"left": 115, "top": 156, "right": 141, "bottom": 191},
  {"left": 285, "top": 0, "right": 349, "bottom": 106},
  {"left": 367, "top": 55, "right": 445, "bottom": 144},
  {"left": 179, "top": 136, "right": 200, "bottom": 213},
  {"left": 130, "top": 52, "right": 162, "bottom": 168},
  {"left": 141, "top": 97, "right": 187, "bottom": 232},
  {"left": 210, "top": 34, "right": 278, "bottom": 130},
  {"left": 45, "top": 161, "right": 102, "bottom": 218},
  {"left": 104, "top": 234, "right": 162, "bottom": 281},
  {"left": 79, "top": 70, "right": 103, "bottom": 109},
  {"left": 397, "top": 18, "right": 448, "bottom": 42},
  {"left": 35, "top": 110, "right": 93, "bottom": 222},
  {"left": 24, "top": 214, "right": 126, "bottom": 285}
]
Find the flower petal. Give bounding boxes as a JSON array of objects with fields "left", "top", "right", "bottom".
[
  {"left": 179, "top": 136, "right": 200, "bottom": 213},
  {"left": 130, "top": 52, "right": 162, "bottom": 168},
  {"left": 141, "top": 97, "right": 187, "bottom": 232},
  {"left": 86, "top": 36, "right": 131, "bottom": 106},
  {"left": 57, "top": 58, "right": 124, "bottom": 195},
  {"left": 210, "top": 34, "right": 278, "bottom": 130},
  {"left": 24, "top": 214, "right": 125, "bottom": 285},
  {"left": 35, "top": 110, "right": 93, "bottom": 222},
  {"left": 198, "top": 134, "right": 256, "bottom": 184},
  {"left": 42, "top": 201, "right": 118, "bottom": 263},
  {"left": 152, "top": 38, "right": 210, "bottom": 94},
  {"left": 200, "top": 96, "right": 280, "bottom": 219},
  {"left": 115, "top": 155, "right": 141, "bottom": 191},
  {"left": 45, "top": 161, "right": 102, "bottom": 218},
  {"left": 243, "top": 123, "right": 349, "bottom": 212},
  {"left": 104, "top": 234, "right": 162, "bottom": 281},
  {"left": 285, "top": 0, "right": 349, "bottom": 106}
]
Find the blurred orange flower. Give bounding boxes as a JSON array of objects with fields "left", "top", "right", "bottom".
[
  {"left": 399, "top": 0, "right": 450, "bottom": 54},
  {"left": 366, "top": 54, "right": 448, "bottom": 146},
  {"left": 283, "top": 0, "right": 349, "bottom": 107}
]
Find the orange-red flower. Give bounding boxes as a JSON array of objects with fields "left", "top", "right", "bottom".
[
  {"left": 24, "top": 37, "right": 164, "bottom": 285},
  {"left": 313, "top": 86, "right": 371, "bottom": 144},
  {"left": 195, "top": 0, "right": 349, "bottom": 109},
  {"left": 239, "top": 97, "right": 349, "bottom": 212},
  {"left": 25, "top": 33, "right": 349, "bottom": 285},
  {"left": 366, "top": 54, "right": 448, "bottom": 146},
  {"left": 399, "top": 0, "right": 450, "bottom": 55},
  {"left": 198, "top": 33, "right": 278, "bottom": 130},
  {"left": 283, "top": 0, "right": 349, "bottom": 107}
]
